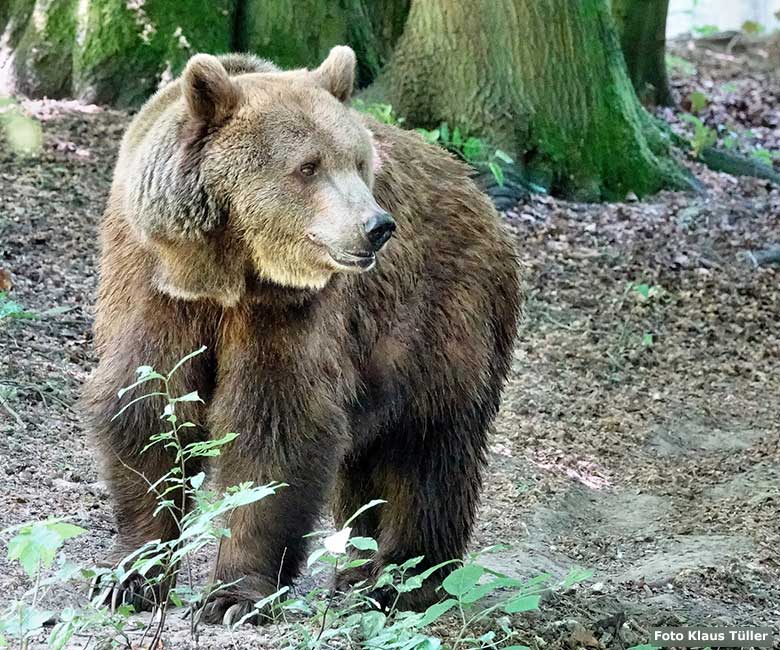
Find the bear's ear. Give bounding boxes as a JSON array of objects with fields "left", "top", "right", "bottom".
[
  {"left": 182, "top": 54, "right": 241, "bottom": 124},
  {"left": 314, "top": 46, "right": 356, "bottom": 102}
]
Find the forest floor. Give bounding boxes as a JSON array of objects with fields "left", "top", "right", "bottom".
[{"left": 1, "top": 40, "right": 779, "bottom": 649}]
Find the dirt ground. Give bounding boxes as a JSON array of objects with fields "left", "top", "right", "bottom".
[{"left": 1, "top": 40, "right": 778, "bottom": 649}]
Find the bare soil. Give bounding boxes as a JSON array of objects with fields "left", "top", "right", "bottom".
[{"left": 1, "top": 42, "right": 778, "bottom": 649}]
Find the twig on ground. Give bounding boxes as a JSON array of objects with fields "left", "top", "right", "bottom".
[
  {"left": 0, "top": 391, "right": 24, "bottom": 428},
  {"left": 745, "top": 246, "right": 780, "bottom": 267}
]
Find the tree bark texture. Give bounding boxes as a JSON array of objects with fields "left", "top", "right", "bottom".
[
  {"left": 237, "top": 0, "right": 409, "bottom": 87},
  {"left": 1, "top": 0, "right": 236, "bottom": 105},
  {"left": 1, "top": 0, "right": 409, "bottom": 105},
  {"left": 375, "top": 0, "right": 687, "bottom": 199},
  {"left": 612, "top": 0, "right": 674, "bottom": 107}
]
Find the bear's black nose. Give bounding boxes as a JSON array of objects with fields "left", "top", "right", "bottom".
[{"left": 364, "top": 211, "right": 396, "bottom": 252}]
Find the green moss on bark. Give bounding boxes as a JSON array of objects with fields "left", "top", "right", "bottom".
[
  {"left": 11, "top": 0, "right": 77, "bottom": 98},
  {"left": 0, "top": 0, "right": 36, "bottom": 49},
  {"left": 238, "top": 0, "right": 409, "bottom": 87},
  {"left": 74, "top": 0, "right": 236, "bottom": 106},
  {"left": 375, "top": 0, "right": 689, "bottom": 200},
  {"left": 612, "top": 0, "right": 674, "bottom": 107}
]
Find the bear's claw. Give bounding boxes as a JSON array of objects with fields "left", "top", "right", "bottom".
[
  {"left": 89, "top": 572, "right": 165, "bottom": 613},
  {"left": 198, "top": 594, "right": 272, "bottom": 626}
]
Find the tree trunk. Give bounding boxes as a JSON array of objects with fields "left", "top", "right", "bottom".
[
  {"left": 612, "top": 0, "right": 674, "bottom": 107},
  {"left": 6, "top": 0, "right": 77, "bottom": 99},
  {"left": 1, "top": 0, "right": 236, "bottom": 105},
  {"left": 373, "top": 0, "right": 688, "bottom": 200},
  {"left": 237, "top": 0, "right": 409, "bottom": 87},
  {"left": 74, "top": 0, "right": 236, "bottom": 106}
]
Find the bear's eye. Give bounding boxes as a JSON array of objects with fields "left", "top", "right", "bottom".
[
  {"left": 299, "top": 162, "right": 318, "bottom": 177},
  {"left": 357, "top": 160, "right": 367, "bottom": 175}
]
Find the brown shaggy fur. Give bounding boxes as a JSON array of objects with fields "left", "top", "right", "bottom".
[{"left": 83, "top": 47, "right": 521, "bottom": 624}]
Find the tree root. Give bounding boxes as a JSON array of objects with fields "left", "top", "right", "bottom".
[{"left": 699, "top": 147, "right": 780, "bottom": 184}]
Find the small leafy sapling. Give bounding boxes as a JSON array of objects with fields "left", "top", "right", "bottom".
[{"left": 93, "top": 346, "right": 284, "bottom": 646}]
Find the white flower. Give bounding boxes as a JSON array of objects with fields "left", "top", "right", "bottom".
[{"left": 323, "top": 527, "right": 351, "bottom": 555}]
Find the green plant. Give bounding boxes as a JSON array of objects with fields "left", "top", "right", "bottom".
[
  {"left": 692, "top": 25, "right": 720, "bottom": 37},
  {"left": 0, "top": 520, "right": 86, "bottom": 649},
  {"left": 741, "top": 20, "right": 764, "bottom": 35},
  {"left": 0, "top": 293, "right": 35, "bottom": 321},
  {"left": 0, "top": 348, "right": 282, "bottom": 649},
  {"left": 0, "top": 97, "right": 42, "bottom": 156},
  {"left": 665, "top": 54, "right": 696, "bottom": 76},
  {"left": 352, "top": 102, "right": 514, "bottom": 187},
  {"left": 751, "top": 147, "right": 780, "bottom": 167},
  {"left": 630, "top": 283, "right": 666, "bottom": 303},
  {"left": 417, "top": 123, "right": 514, "bottom": 187},
  {"left": 264, "top": 519, "right": 590, "bottom": 650},
  {"left": 1, "top": 349, "right": 592, "bottom": 648},
  {"left": 0, "top": 293, "right": 73, "bottom": 322},
  {"left": 680, "top": 114, "right": 716, "bottom": 158},
  {"left": 688, "top": 91, "right": 708, "bottom": 113},
  {"left": 352, "top": 100, "right": 406, "bottom": 126},
  {"left": 96, "top": 347, "right": 283, "bottom": 646}
]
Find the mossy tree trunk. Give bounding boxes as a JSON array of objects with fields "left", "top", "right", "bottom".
[
  {"left": 372, "top": 0, "right": 688, "bottom": 200},
  {"left": 75, "top": 0, "right": 236, "bottom": 106},
  {"left": 612, "top": 0, "right": 674, "bottom": 107},
  {"left": 237, "top": 0, "right": 409, "bottom": 87},
  {"left": 2, "top": 0, "right": 407, "bottom": 104},
  {"left": 1, "top": 0, "right": 236, "bottom": 105}
]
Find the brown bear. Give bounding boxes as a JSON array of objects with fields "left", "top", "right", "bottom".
[{"left": 83, "top": 46, "right": 521, "bottom": 625}]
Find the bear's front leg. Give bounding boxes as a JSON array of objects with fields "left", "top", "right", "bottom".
[
  {"left": 83, "top": 300, "right": 215, "bottom": 611},
  {"left": 200, "top": 319, "right": 352, "bottom": 626}
]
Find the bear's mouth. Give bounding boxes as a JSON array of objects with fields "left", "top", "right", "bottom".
[{"left": 328, "top": 250, "right": 376, "bottom": 271}]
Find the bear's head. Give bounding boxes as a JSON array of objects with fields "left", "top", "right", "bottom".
[{"left": 133, "top": 47, "right": 395, "bottom": 305}]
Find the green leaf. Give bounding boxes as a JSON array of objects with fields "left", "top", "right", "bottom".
[
  {"left": 343, "top": 499, "right": 386, "bottom": 527},
  {"left": 417, "top": 128, "right": 440, "bottom": 145},
  {"left": 0, "top": 293, "right": 36, "bottom": 320},
  {"left": 503, "top": 593, "right": 540, "bottom": 613},
  {"left": 399, "top": 556, "right": 425, "bottom": 570},
  {"left": 693, "top": 24, "right": 719, "bottom": 36},
  {"left": 666, "top": 54, "right": 696, "bottom": 76},
  {"left": 255, "top": 587, "right": 288, "bottom": 611},
  {"left": 462, "top": 576, "right": 523, "bottom": 604},
  {"left": 48, "top": 620, "right": 77, "bottom": 650},
  {"left": 360, "top": 610, "right": 386, "bottom": 638},
  {"left": 6, "top": 520, "right": 86, "bottom": 577},
  {"left": 489, "top": 162, "right": 505, "bottom": 187},
  {"left": 741, "top": 20, "right": 763, "bottom": 34},
  {"left": 307, "top": 547, "right": 328, "bottom": 568},
  {"left": 439, "top": 122, "right": 450, "bottom": 144},
  {"left": 689, "top": 91, "right": 708, "bottom": 113},
  {"left": 561, "top": 565, "right": 593, "bottom": 588},
  {"left": 419, "top": 599, "right": 457, "bottom": 626},
  {"left": 167, "top": 346, "right": 207, "bottom": 379},
  {"left": 176, "top": 391, "right": 203, "bottom": 403},
  {"left": 463, "top": 137, "right": 483, "bottom": 162},
  {"left": 349, "top": 536, "right": 378, "bottom": 552},
  {"left": 494, "top": 149, "right": 513, "bottom": 164},
  {"left": 46, "top": 522, "right": 87, "bottom": 541},
  {"left": 190, "top": 471, "right": 205, "bottom": 489},
  {"left": 632, "top": 283, "right": 650, "bottom": 299},
  {"left": 451, "top": 127, "right": 463, "bottom": 148},
  {"left": 442, "top": 564, "right": 483, "bottom": 596}
]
